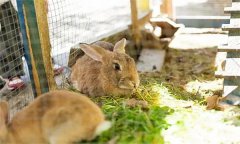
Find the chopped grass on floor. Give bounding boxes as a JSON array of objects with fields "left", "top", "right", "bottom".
[
  {"left": 139, "top": 73, "right": 202, "bottom": 102},
  {"left": 89, "top": 81, "right": 174, "bottom": 144},
  {"left": 93, "top": 105, "right": 173, "bottom": 144},
  {"left": 73, "top": 46, "right": 240, "bottom": 144},
  {"left": 85, "top": 72, "right": 213, "bottom": 143},
  {"left": 139, "top": 48, "right": 223, "bottom": 102}
]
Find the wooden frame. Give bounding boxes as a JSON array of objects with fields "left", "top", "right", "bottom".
[
  {"left": 17, "top": 0, "right": 56, "bottom": 96},
  {"left": 130, "top": 0, "right": 152, "bottom": 46},
  {"left": 160, "top": 0, "right": 173, "bottom": 19}
]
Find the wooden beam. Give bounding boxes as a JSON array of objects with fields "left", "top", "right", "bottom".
[
  {"left": 138, "top": 10, "right": 152, "bottom": 27},
  {"left": 34, "top": 0, "right": 56, "bottom": 91},
  {"left": 23, "top": 7, "right": 42, "bottom": 96},
  {"left": 160, "top": 0, "right": 173, "bottom": 19},
  {"left": 138, "top": 0, "right": 150, "bottom": 12},
  {"left": 16, "top": 0, "right": 37, "bottom": 96},
  {"left": 129, "top": 10, "right": 152, "bottom": 29},
  {"left": 218, "top": 44, "right": 240, "bottom": 52},
  {"left": 21, "top": 0, "right": 56, "bottom": 96},
  {"left": 130, "top": 0, "right": 141, "bottom": 46}
]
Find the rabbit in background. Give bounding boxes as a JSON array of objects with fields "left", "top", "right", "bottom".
[
  {"left": 70, "top": 38, "right": 140, "bottom": 97},
  {"left": 0, "top": 90, "right": 111, "bottom": 144}
]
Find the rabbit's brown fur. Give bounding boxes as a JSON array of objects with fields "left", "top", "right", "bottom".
[
  {"left": 71, "top": 38, "right": 140, "bottom": 97},
  {"left": 0, "top": 90, "right": 110, "bottom": 144}
]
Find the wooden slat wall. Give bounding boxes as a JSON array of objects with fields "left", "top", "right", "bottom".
[{"left": 216, "top": 1, "right": 240, "bottom": 105}]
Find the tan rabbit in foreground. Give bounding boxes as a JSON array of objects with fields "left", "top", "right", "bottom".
[
  {"left": 71, "top": 38, "right": 140, "bottom": 97},
  {"left": 0, "top": 90, "right": 111, "bottom": 144}
]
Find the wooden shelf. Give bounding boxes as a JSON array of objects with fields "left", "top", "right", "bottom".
[
  {"left": 223, "top": 85, "right": 239, "bottom": 97},
  {"left": 221, "top": 86, "right": 240, "bottom": 105},
  {"left": 224, "top": 7, "right": 240, "bottom": 13},
  {"left": 215, "top": 58, "right": 240, "bottom": 77},
  {"left": 222, "top": 24, "right": 240, "bottom": 31},
  {"left": 218, "top": 44, "right": 240, "bottom": 52}
]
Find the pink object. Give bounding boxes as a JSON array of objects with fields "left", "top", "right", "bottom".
[
  {"left": 53, "top": 64, "right": 64, "bottom": 76},
  {"left": 8, "top": 77, "right": 25, "bottom": 90}
]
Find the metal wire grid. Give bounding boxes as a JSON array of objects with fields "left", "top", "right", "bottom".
[
  {"left": 47, "top": 0, "right": 131, "bottom": 87},
  {"left": 0, "top": 1, "right": 34, "bottom": 118}
]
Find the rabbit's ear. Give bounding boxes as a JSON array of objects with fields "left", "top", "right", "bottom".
[
  {"left": 113, "top": 38, "right": 126, "bottom": 54},
  {"left": 80, "top": 44, "right": 106, "bottom": 62}
]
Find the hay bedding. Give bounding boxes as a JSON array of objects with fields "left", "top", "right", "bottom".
[
  {"left": 73, "top": 45, "right": 239, "bottom": 144},
  {"left": 65, "top": 28, "right": 239, "bottom": 144}
]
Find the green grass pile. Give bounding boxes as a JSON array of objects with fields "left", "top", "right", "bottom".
[
  {"left": 93, "top": 104, "right": 173, "bottom": 143},
  {"left": 74, "top": 73, "right": 206, "bottom": 144},
  {"left": 72, "top": 45, "right": 229, "bottom": 143},
  {"left": 87, "top": 80, "right": 174, "bottom": 144}
]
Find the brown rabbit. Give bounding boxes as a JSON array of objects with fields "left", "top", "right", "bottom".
[
  {"left": 0, "top": 90, "right": 111, "bottom": 144},
  {"left": 70, "top": 38, "right": 140, "bottom": 97}
]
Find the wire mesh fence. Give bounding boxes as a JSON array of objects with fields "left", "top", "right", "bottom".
[
  {"left": 47, "top": 0, "right": 132, "bottom": 88},
  {"left": 0, "top": 1, "right": 34, "bottom": 118},
  {"left": 1, "top": 0, "right": 232, "bottom": 117},
  {"left": 0, "top": 0, "right": 145, "bottom": 117}
]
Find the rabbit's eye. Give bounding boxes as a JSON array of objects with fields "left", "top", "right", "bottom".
[{"left": 113, "top": 63, "right": 121, "bottom": 71}]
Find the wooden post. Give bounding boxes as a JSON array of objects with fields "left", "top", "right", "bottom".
[
  {"left": 17, "top": 0, "right": 37, "bottom": 96},
  {"left": 18, "top": 0, "right": 56, "bottom": 96},
  {"left": 138, "top": 0, "right": 150, "bottom": 12},
  {"left": 130, "top": 0, "right": 141, "bottom": 47},
  {"left": 160, "top": 0, "right": 173, "bottom": 19},
  {"left": 34, "top": 0, "right": 56, "bottom": 91}
]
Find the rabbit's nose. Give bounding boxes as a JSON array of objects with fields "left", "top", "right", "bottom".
[
  {"left": 134, "top": 83, "right": 137, "bottom": 88},
  {"left": 132, "top": 82, "right": 137, "bottom": 89},
  {"left": 132, "top": 80, "right": 140, "bottom": 89}
]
